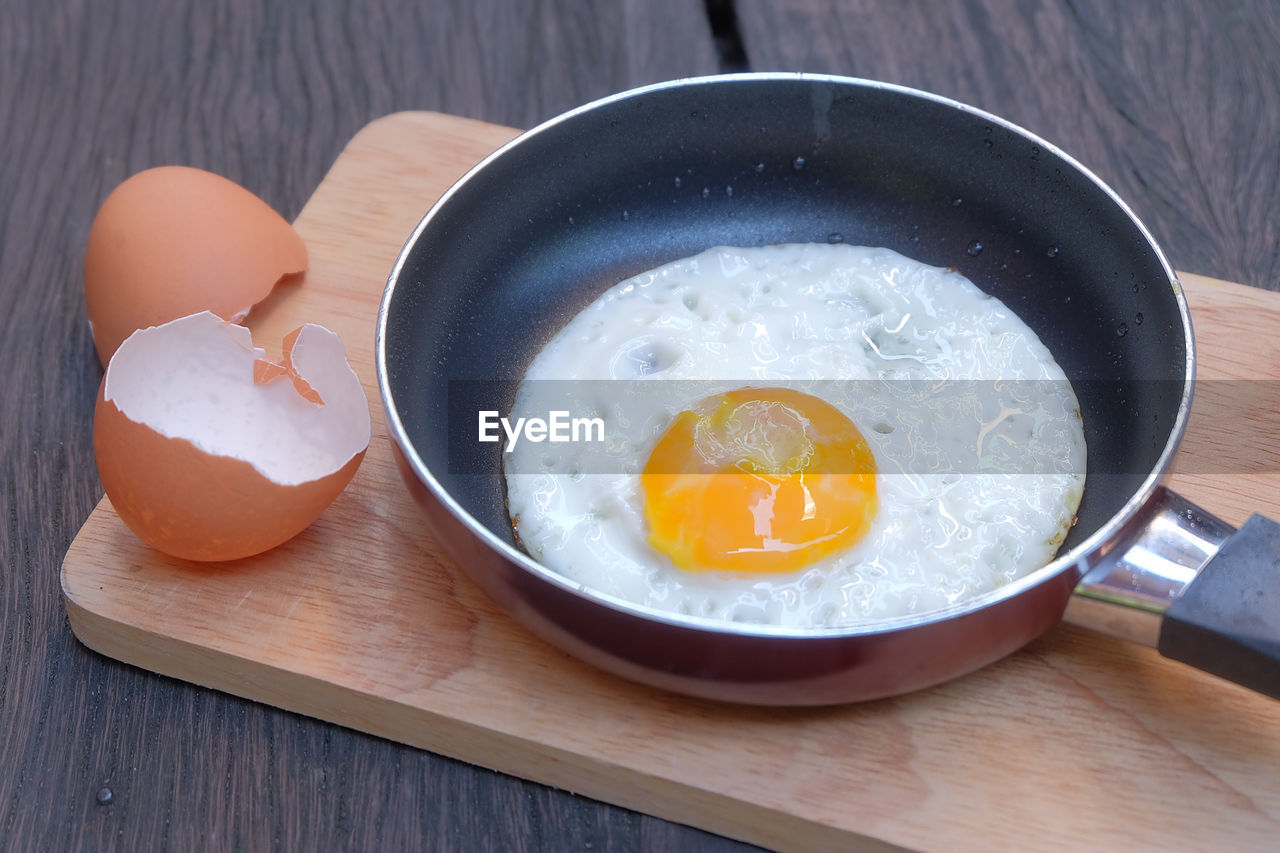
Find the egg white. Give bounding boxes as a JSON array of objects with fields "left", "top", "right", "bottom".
[{"left": 503, "top": 244, "right": 1085, "bottom": 628}]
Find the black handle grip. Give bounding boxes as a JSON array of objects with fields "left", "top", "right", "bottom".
[{"left": 1158, "top": 514, "right": 1280, "bottom": 699}]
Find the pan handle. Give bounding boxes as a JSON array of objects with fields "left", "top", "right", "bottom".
[{"left": 1064, "top": 486, "right": 1280, "bottom": 699}]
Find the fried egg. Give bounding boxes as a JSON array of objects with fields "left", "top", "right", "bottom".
[{"left": 503, "top": 244, "right": 1085, "bottom": 628}]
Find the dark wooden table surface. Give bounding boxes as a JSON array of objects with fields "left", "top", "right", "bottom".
[{"left": 3, "top": 1, "right": 1277, "bottom": 849}]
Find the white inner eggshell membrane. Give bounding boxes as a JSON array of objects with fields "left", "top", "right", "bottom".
[
  {"left": 505, "top": 244, "right": 1086, "bottom": 629},
  {"left": 104, "top": 311, "right": 371, "bottom": 486}
]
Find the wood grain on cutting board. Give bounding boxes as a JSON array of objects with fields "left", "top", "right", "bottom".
[{"left": 62, "top": 112, "right": 1280, "bottom": 853}]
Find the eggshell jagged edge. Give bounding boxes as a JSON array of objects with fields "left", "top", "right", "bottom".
[{"left": 93, "top": 311, "right": 370, "bottom": 562}]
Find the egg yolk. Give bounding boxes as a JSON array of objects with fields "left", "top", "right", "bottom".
[{"left": 641, "top": 387, "right": 878, "bottom": 574}]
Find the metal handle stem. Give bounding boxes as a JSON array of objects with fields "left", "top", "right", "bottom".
[{"left": 1063, "top": 486, "right": 1235, "bottom": 646}]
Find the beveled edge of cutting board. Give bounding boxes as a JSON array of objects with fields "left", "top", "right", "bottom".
[{"left": 59, "top": 536, "right": 900, "bottom": 853}]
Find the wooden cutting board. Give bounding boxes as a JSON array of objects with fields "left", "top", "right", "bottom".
[{"left": 62, "top": 112, "right": 1280, "bottom": 853}]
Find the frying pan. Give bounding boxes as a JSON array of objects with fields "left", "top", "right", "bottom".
[{"left": 377, "top": 73, "right": 1280, "bottom": 705}]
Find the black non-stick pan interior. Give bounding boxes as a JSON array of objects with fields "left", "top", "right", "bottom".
[{"left": 384, "top": 76, "right": 1187, "bottom": 558}]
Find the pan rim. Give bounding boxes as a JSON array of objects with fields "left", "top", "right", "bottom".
[{"left": 376, "top": 71, "right": 1195, "bottom": 640}]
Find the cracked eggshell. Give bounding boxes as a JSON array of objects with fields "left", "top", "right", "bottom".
[
  {"left": 93, "top": 311, "right": 370, "bottom": 562},
  {"left": 85, "top": 166, "right": 308, "bottom": 367}
]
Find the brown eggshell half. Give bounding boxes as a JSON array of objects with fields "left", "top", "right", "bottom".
[
  {"left": 95, "top": 389, "right": 364, "bottom": 561},
  {"left": 85, "top": 165, "right": 308, "bottom": 366},
  {"left": 93, "top": 312, "right": 369, "bottom": 562}
]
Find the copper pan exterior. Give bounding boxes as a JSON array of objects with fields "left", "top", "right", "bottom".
[{"left": 391, "top": 443, "right": 1082, "bottom": 704}]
